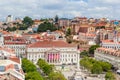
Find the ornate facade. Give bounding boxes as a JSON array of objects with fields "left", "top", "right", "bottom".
[{"left": 27, "top": 40, "right": 79, "bottom": 65}]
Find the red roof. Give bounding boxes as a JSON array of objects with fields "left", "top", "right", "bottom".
[
  {"left": 33, "top": 19, "right": 41, "bottom": 22},
  {"left": 0, "top": 30, "right": 10, "bottom": 35},
  {"left": 4, "top": 42, "right": 26, "bottom": 45},
  {"left": 9, "top": 57, "right": 20, "bottom": 63},
  {"left": 96, "top": 47, "right": 120, "bottom": 57},
  {"left": 4, "top": 36, "right": 27, "bottom": 45},
  {"left": 28, "top": 40, "right": 76, "bottom": 48}
]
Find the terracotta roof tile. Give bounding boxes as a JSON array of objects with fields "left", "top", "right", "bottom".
[
  {"left": 9, "top": 57, "right": 20, "bottom": 63},
  {"left": 96, "top": 47, "right": 120, "bottom": 57},
  {"left": 28, "top": 40, "right": 76, "bottom": 48}
]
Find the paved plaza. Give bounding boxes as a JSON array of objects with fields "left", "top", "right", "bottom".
[{"left": 55, "top": 65, "right": 105, "bottom": 80}]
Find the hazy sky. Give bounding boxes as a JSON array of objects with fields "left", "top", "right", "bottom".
[{"left": 0, "top": 0, "right": 120, "bottom": 20}]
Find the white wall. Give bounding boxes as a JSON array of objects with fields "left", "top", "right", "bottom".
[{"left": 27, "top": 47, "right": 78, "bottom": 65}]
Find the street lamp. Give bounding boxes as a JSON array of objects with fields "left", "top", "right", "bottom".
[{"left": 77, "top": 50, "right": 80, "bottom": 70}]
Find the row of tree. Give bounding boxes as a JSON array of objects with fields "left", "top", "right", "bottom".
[
  {"left": 37, "top": 59, "right": 53, "bottom": 75},
  {"left": 80, "top": 57, "right": 116, "bottom": 80},
  {"left": 22, "top": 58, "right": 43, "bottom": 80},
  {"left": 80, "top": 57, "right": 112, "bottom": 74},
  {"left": 37, "top": 59, "right": 66, "bottom": 80}
]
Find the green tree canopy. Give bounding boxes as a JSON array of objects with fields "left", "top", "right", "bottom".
[
  {"left": 37, "top": 22, "right": 57, "bottom": 32},
  {"left": 91, "top": 63, "right": 103, "bottom": 74},
  {"left": 54, "top": 15, "right": 59, "bottom": 23},
  {"left": 22, "top": 58, "right": 36, "bottom": 73},
  {"left": 89, "top": 44, "right": 100, "bottom": 55},
  {"left": 6, "top": 26, "right": 17, "bottom": 31},
  {"left": 37, "top": 59, "right": 54, "bottom": 75},
  {"left": 105, "top": 72, "right": 116, "bottom": 80},
  {"left": 48, "top": 72, "right": 66, "bottom": 80},
  {"left": 80, "top": 50, "right": 89, "bottom": 58},
  {"left": 80, "top": 57, "right": 93, "bottom": 71},
  {"left": 80, "top": 57, "right": 112, "bottom": 74},
  {"left": 25, "top": 71, "right": 43, "bottom": 80},
  {"left": 22, "top": 58, "right": 44, "bottom": 80},
  {"left": 99, "top": 61, "right": 112, "bottom": 72},
  {"left": 22, "top": 16, "right": 33, "bottom": 27},
  {"left": 37, "top": 59, "right": 47, "bottom": 69},
  {"left": 18, "top": 24, "right": 28, "bottom": 30},
  {"left": 66, "top": 28, "right": 71, "bottom": 36},
  {"left": 42, "top": 64, "right": 53, "bottom": 75}
]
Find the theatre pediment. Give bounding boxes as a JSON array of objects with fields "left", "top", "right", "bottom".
[{"left": 45, "top": 49, "right": 60, "bottom": 53}]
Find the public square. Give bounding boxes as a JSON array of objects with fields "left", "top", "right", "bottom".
[{"left": 55, "top": 65, "right": 105, "bottom": 80}]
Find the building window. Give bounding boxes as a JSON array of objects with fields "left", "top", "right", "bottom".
[
  {"left": 69, "top": 55, "right": 70, "bottom": 57},
  {"left": 65, "top": 55, "right": 67, "bottom": 57},
  {"left": 74, "top": 58, "right": 76, "bottom": 61},
  {"left": 74, "top": 54, "right": 76, "bottom": 57},
  {"left": 71, "top": 55, "right": 73, "bottom": 57},
  {"left": 0, "top": 66, "right": 5, "bottom": 72}
]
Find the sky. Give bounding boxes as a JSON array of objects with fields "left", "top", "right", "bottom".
[{"left": 0, "top": 0, "right": 120, "bottom": 20}]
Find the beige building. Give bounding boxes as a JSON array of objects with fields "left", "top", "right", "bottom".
[{"left": 95, "top": 47, "right": 120, "bottom": 69}]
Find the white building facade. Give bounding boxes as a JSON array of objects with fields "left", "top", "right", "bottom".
[
  {"left": 95, "top": 47, "right": 120, "bottom": 69},
  {"left": 0, "top": 33, "right": 4, "bottom": 46},
  {"left": 4, "top": 44, "right": 26, "bottom": 58},
  {"left": 27, "top": 40, "right": 79, "bottom": 65},
  {"left": 101, "top": 40, "right": 120, "bottom": 50},
  {"left": 3, "top": 36, "right": 27, "bottom": 58}
]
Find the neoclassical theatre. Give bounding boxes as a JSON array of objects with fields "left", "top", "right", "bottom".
[{"left": 27, "top": 40, "right": 79, "bottom": 65}]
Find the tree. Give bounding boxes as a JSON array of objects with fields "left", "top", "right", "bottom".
[
  {"left": 25, "top": 71, "right": 43, "bottom": 80},
  {"left": 99, "top": 61, "right": 112, "bottom": 72},
  {"left": 37, "top": 59, "right": 48, "bottom": 69},
  {"left": 89, "top": 45, "right": 100, "bottom": 55},
  {"left": 18, "top": 24, "right": 28, "bottom": 30},
  {"left": 54, "top": 15, "right": 59, "bottom": 23},
  {"left": 6, "top": 27, "right": 17, "bottom": 31},
  {"left": 48, "top": 72, "right": 66, "bottom": 80},
  {"left": 66, "top": 28, "right": 71, "bottom": 36},
  {"left": 37, "top": 22, "right": 57, "bottom": 32},
  {"left": 6, "top": 27, "right": 11, "bottom": 31},
  {"left": 22, "top": 58, "right": 36, "bottom": 73},
  {"left": 37, "top": 59, "right": 54, "bottom": 75},
  {"left": 105, "top": 72, "right": 116, "bottom": 80},
  {"left": 91, "top": 63, "right": 103, "bottom": 74},
  {"left": 80, "top": 57, "right": 112, "bottom": 75},
  {"left": 22, "top": 16, "right": 33, "bottom": 27},
  {"left": 42, "top": 64, "right": 53, "bottom": 75},
  {"left": 80, "top": 57, "right": 93, "bottom": 71},
  {"left": 37, "top": 59, "right": 66, "bottom": 80},
  {"left": 80, "top": 50, "right": 89, "bottom": 58},
  {"left": 22, "top": 58, "right": 44, "bottom": 80}
]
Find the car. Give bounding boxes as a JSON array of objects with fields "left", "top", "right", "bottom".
[
  {"left": 73, "top": 75, "right": 84, "bottom": 80},
  {"left": 116, "top": 70, "right": 120, "bottom": 75}
]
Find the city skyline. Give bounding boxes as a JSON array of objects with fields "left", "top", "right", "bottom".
[{"left": 0, "top": 0, "right": 120, "bottom": 21}]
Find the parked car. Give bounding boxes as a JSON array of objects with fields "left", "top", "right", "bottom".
[{"left": 116, "top": 70, "right": 120, "bottom": 75}]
